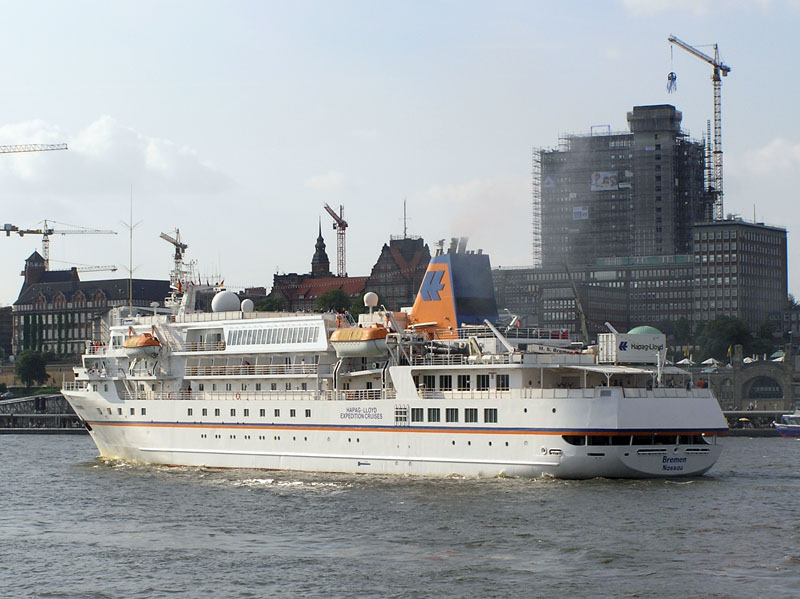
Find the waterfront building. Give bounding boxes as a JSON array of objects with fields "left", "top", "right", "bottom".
[
  {"left": 692, "top": 218, "right": 787, "bottom": 331},
  {"left": 11, "top": 251, "right": 169, "bottom": 358},
  {"left": 271, "top": 228, "right": 430, "bottom": 313},
  {"left": 508, "top": 104, "right": 789, "bottom": 338},
  {"left": 538, "top": 104, "right": 713, "bottom": 267}
]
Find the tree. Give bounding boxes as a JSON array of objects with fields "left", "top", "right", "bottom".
[
  {"left": 674, "top": 316, "right": 691, "bottom": 345},
  {"left": 15, "top": 350, "right": 49, "bottom": 388},
  {"left": 695, "top": 315, "right": 752, "bottom": 361},
  {"left": 349, "top": 292, "right": 370, "bottom": 317},
  {"left": 316, "top": 290, "right": 350, "bottom": 312},
  {"left": 254, "top": 294, "right": 289, "bottom": 312}
]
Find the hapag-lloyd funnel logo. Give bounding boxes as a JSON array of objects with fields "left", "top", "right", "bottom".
[
  {"left": 420, "top": 270, "right": 445, "bottom": 301},
  {"left": 619, "top": 341, "right": 628, "bottom": 351}
]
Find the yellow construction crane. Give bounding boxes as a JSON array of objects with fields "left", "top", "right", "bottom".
[
  {"left": 3, "top": 220, "right": 116, "bottom": 270},
  {"left": 668, "top": 34, "right": 731, "bottom": 221},
  {"left": 323, "top": 203, "right": 348, "bottom": 277},
  {"left": 0, "top": 143, "right": 68, "bottom": 154}
]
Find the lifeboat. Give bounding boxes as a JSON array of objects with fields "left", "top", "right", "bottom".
[
  {"left": 122, "top": 327, "right": 162, "bottom": 358},
  {"left": 330, "top": 324, "right": 389, "bottom": 358}
]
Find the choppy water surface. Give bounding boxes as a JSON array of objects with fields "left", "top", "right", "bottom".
[{"left": 1, "top": 435, "right": 799, "bottom": 598}]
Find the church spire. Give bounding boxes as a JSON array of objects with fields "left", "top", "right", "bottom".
[{"left": 311, "top": 219, "right": 331, "bottom": 276}]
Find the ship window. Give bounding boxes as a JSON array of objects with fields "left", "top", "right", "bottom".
[
  {"left": 107, "top": 408, "right": 112, "bottom": 415},
  {"left": 305, "top": 409, "right": 311, "bottom": 418},
  {"left": 241, "top": 384, "right": 247, "bottom": 391},
  {"left": 117, "top": 408, "right": 122, "bottom": 415},
  {"left": 428, "top": 408, "right": 440, "bottom": 423},
  {"left": 562, "top": 435, "right": 586, "bottom": 446},
  {"left": 496, "top": 375, "right": 509, "bottom": 391},
  {"left": 465, "top": 408, "right": 478, "bottom": 423},
  {"left": 187, "top": 408, "right": 193, "bottom": 416},
  {"left": 259, "top": 409, "right": 265, "bottom": 417},
  {"left": 274, "top": 409, "right": 280, "bottom": 417},
  {"left": 439, "top": 375, "right": 452, "bottom": 391},
  {"left": 290, "top": 409, "right": 296, "bottom": 417},
  {"left": 130, "top": 408, "right": 135, "bottom": 415},
  {"left": 105, "top": 384, "right": 109, "bottom": 392},
  {"left": 255, "top": 383, "right": 261, "bottom": 391},
  {"left": 484, "top": 408, "right": 498, "bottom": 423},
  {"left": 244, "top": 409, "right": 249, "bottom": 417},
  {"left": 422, "top": 375, "right": 435, "bottom": 390},
  {"left": 212, "top": 384, "right": 217, "bottom": 391},
  {"left": 271, "top": 383, "right": 277, "bottom": 390},
  {"left": 457, "top": 375, "right": 470, "bottom": 391},
  {"left": 141, "top": 408, "right": 146, "bottom": 416},
  {"left": 285, "top": 383, "right": 291, "bottom": 391},
  {"left": 226, "top": 384, "right": 232, "bottom": 391},
  {"left": 202, "top": 409, "right": 207, "bottom": 416},
  {"left": 230, "top": 409, "right": 236, "bottom": 417},
  {"left": 198, "top": 383, "right": 204, "bottom": 391},
  {"left": 446, "top": 408, "right": 459, "bottom": 423},
  {"left": 411, "top": 408, "right": 424, "bottom": 422},
  {"left": 476, "top": 375, "right": 490, "bottom": 391},
  {"left": 215, "top": 408, "right": 220, "bottom": 416}
]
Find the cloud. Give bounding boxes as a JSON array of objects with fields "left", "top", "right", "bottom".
[
  {"left": 305, "top": 169, "right": 345, "bottom": 191},
  {"left": 0, "top": 117, "right": 234, "bottom": 197},
  {"left": 745, "top": 137, "right": 800, "bottom": 174},
  {"left": 618, "top": 0, "right": 713, "bottom": 16}
]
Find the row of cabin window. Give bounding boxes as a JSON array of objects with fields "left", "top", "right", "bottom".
[
  {"left": 410, "top": 407, "right": 498, "bottom": 424},
  {"left": 415, "top": 374, "right": 510, "bottom": 391},
  {"left": 186, "top": 407, "right": 311, "bottom": 418},
  {"left": 108, "top": 407, "right": 313, "bottom": 418},
  {"left": 196, "top": 382, "right": 309, "bottom": 391},
  {"left": 227, "top": 326, "right": 320, "bottom": 346}
]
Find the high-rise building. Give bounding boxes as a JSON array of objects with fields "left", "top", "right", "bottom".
[
  {"left": 539, "top": 105, "right": 713, "bottom": 267},
  {"left": 692, "top": 218, "right": 787, "bottom": 330},
  {"left": 496, "top": 104, "right": 788, "bottom": 338}
]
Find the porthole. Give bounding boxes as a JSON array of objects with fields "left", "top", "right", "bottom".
[
  {"left": 452, "top": 440, "right": 456, "bottom": 445},
  {"left": 552, "top": 408, "right": 557, "bottom": 413},
  {"left": 524, "top": 408, "right": 528, "bottom": 413}
]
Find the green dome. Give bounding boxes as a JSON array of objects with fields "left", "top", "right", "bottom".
[{"left": 628, "top": 325, "right": 662, "bottom": 335}]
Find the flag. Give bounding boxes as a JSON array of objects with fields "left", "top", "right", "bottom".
[{"left": 727, "top": 345, "right": 732, "bottom": 358}]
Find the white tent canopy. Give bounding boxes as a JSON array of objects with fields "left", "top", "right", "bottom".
[{"left": 701, "top": 357, "right": 720, "bottom": 366}]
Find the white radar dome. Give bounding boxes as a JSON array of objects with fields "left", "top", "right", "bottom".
[
  {"left": 211, "top": 290, "right": 241, "bottom": 312},
  {"left": 363, "top": 291, "right": 379, "bottom": 308},
  {"left": 241, "top": 298, "right": 254, "bottom": 313}
]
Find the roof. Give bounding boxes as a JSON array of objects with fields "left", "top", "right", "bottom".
[
  {"left": 278, "top": 276, "right": 368, "bottom": 301},
  {"left": 14, "top": 278, "right": 170, "bottom": 307}
]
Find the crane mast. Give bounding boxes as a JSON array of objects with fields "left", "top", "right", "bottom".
[
  {"left": 0, "top": 143, "right": 68, "bottom": 154},
  {"left": 323, "top": 203, "right": 348, "bottom": 277},
  {"left": 3, "top": 220, "right": 116, "bottom": 270},
  {"left": 668, "top": 34, "right": 731, "bottom": 220}
]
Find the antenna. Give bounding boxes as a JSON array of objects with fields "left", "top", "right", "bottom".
[{"left": 120, "top": 186, "right": 142, "bottom": 313}]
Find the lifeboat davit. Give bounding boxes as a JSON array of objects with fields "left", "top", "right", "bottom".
[
  {"left": 330, "top": 325, "right": 389, "bottom": 358},
  {"left": 123, "top": 327, "right": 162, "bottom": 358}
]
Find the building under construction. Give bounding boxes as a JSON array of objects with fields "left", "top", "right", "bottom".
[
  {"left": 536, "top": 104, "right": 713, "bottom": 267},
  {"left": 498, "top": 104, "right": 788, "bottom": 338}
]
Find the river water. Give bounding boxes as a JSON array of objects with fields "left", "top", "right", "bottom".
[{"left": 1, "top": 435, "right": 799, "bottom": 598}]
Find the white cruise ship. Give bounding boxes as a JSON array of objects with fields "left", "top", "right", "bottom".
[{"left": 62, "top": 238, "right": 727, "bottom": 479}]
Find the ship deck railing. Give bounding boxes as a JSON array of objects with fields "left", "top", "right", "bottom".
[
  {"left": 180, "top": 341, "right": 227, "bottom": 352},
  {"left": 184, "top": 364, "right": 323, "bottom": 377},
  {"left": 117, "top": 389, "right": 394, "bottom": 402}
]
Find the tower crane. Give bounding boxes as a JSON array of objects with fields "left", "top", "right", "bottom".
[
  {"left": 3, "top": 220, "right": 116, "bottom": 270},
  {"left": 323, "top": 203, "right": 348, "bottom": 277},
  {"left": 0, "top": 143, "right": 68, "bottom": 154},
  {"left": 668, "top": 34, "right": 731, "bottom": 221}
]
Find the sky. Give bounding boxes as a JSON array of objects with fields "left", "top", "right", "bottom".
[{"left": 2, "top": 0, "right": 799, "bottom": 306}]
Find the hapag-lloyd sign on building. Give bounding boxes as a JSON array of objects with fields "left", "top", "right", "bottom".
[{"left": 597, "top": 333, "right": 666, "bottom": 364}]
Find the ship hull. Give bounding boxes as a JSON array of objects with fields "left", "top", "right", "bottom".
[{"left": 63, "top": 390, "right": 724, "bottom": 479}]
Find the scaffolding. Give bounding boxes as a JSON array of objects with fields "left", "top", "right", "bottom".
[{"left": 531, "top": 147, "right": 543, "bottom": 267}]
